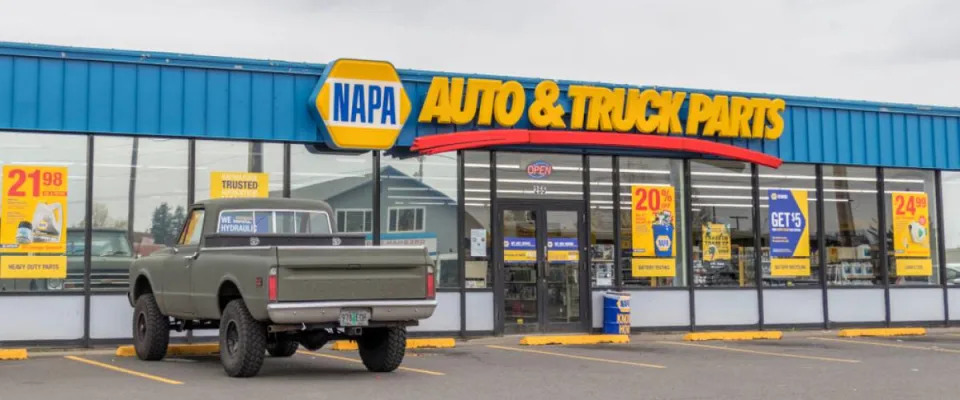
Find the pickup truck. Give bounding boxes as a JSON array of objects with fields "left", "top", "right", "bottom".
[{"left": 128, "top": 198, "right": 437, "bottom": 377}]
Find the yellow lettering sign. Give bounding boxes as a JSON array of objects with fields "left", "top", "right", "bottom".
[{"left": 417, "top": 77, "right": 786, "bottom": 139}]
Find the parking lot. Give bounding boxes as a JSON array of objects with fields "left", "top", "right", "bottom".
[{"left": 5, "top": 330, "right": 960, "bottom": 400}]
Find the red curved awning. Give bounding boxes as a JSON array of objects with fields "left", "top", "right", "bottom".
[{"left": 410, "top": 129, "right": 782, "bottom": 168}]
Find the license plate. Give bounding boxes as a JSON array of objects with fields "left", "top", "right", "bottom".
[{"left": 339, "top": 309, "right": 371, "bottom": 327}]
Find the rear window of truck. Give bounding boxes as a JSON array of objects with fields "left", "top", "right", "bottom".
[{"left": 217, "top": 210, "right": 332, "bottom": 234}]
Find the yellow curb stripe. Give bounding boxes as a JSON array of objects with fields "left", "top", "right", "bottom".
[
  {"left": 683, "top": 331, "right": 783, "bottom": 341},
  {"left": 837, "top": 328, "right": 926, "bottom": 337},
  {"left": 486, "top": 345, "right": 665, "bottom": 369},
  {"left": 116, "top": 343, "right": 219, "bottom": 357},
  {"left": 518, "top": 335, "right": 630, "bottom": 346},
  {"left": 64, "top": 356, "right": 184, "bottom": 385},
  {"left": 810, "top": 337, "right": 960, "bottom": 353},
  {"left": 296, "top": 350, "right": 445, "bottom": 376},
  {"left": 0, "top": 349, "right": 28, "bottom": 360},
  {"left": 331, "top": 338, "right": 456, "bottom": 351},
  {"left": 656, "top": 341, "right": 860, "bottom": 363}
]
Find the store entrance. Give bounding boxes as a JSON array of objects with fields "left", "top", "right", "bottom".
[{"left": 496, "top": 200, "right": 588, "bottom": 334}]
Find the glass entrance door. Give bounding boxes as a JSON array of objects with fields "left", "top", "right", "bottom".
[{"left": 499, "top": 202, "right": 585, "bottom": 333}]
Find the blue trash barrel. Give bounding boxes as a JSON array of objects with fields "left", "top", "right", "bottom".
[{"left": 602, "top": 292, "right": 631, "bottom": 335}]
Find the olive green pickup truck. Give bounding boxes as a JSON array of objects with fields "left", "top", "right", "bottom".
[{"left": 128, "top": 198, "right": 437, "bottom": 378}]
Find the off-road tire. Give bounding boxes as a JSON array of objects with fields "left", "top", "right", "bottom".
[
  {"left": 357, "top": 327, "right": 406, "bottom": 372},
  {"left": 133, "top": 294, "right": 169, "bottom": 361},
  {"left": 219, "top": 300, "right": 267, "bottom": 377},
  {"left": 266, "top": 339, "right": 299, "bottom": 357}
]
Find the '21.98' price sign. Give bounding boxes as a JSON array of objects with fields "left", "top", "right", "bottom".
[{"left": 1, "top": 165, "right": 69, "bottom": 253}]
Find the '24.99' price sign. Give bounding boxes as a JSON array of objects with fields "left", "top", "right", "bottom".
[{"left": 1, "top": 165, "right": 69, "bottom": 253}]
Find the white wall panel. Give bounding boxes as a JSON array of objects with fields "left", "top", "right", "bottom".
[
  {"left": 409, "top": 292, "right": 459, "bottom": 332},
  {"left": 694, "top": 290, "right": 759, "bottom": 326},
  {"left": 465, "top": 291, "right": 493, "bottom": 332},
  {"left": 827, "top": 288, "right": 885, "bottom": 323},
  {"left": 627, "top": 290, "right": 690, "bottom": 327},
  {"left": 890, "top": 288, "right": 944, "bottom": 322},
  {"left": 0, "top": 296, "right": 84, "bottom": 341},
  {"left": 763, "top": 289, "right": 823, "bottom": 325}
]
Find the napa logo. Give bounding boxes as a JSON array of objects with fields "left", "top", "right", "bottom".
[{"left": 310, "top": 59, "right": 411, "bottom": 150}]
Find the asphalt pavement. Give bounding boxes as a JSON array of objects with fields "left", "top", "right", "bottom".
[{"left": 4, "top": 330, "right": 960, "bottom": 400}]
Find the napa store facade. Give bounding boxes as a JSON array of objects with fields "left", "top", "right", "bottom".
[{"left": 2, "top": 42, "right": 960, "bottom": 345}]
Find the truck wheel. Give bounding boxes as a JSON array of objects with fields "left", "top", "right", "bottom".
[
  {"left": 133, "top": 294, "right": 169, "bottom": 361},
  {"left": 357, "top": 327, "right": 406, "bottom": 372},
  {"left": 266, "top": 340, "right": 299, "bottom": 357},
  {"left": 219, "top": 299, "right": 267, "bottom": 377}
]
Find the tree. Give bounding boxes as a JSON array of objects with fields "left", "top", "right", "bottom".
[{"left": 150, "top": 203, "right": 187, "bottom": 246}]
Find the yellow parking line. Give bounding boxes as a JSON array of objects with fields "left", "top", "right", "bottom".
[
  {"left": 810, "top": 337, "right": 960, "bottom": 354},
  {"left": 296, "top": 350, "right": 445, "bottom": 376},
  {"left": 64, "top": 356, "right": 184, "bottom": 385},
  {"left": 656, "top": 341, "right": 860, "bottom": 364},
  {"left": 486, "top": 345, "right": 666, "bottom": 369}
]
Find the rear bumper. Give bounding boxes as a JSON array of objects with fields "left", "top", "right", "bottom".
[{"left": 266, "top": 299, "right": 437, "bottom": 324}]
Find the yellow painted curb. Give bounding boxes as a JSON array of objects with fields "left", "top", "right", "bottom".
[
  {"left": 0, "top": 349, "right": 28, "bottom": 360},
  {"left": 518, "top": 335, "right": 629, "bottom": 346},
  {"left": 116, "top": 343, "right": 219, "bottom": 357},
  {"left": 683, "top": 331, "right": 783, "bottom": 341},
  {"left": 331, "top": 338, "right": 456, "bottom": 351},
  {"left": 838, "top": 328, "right": 926, "bottom": 337}
]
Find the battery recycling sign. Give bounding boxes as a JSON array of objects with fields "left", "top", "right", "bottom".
[{"left": 768, "top": 189, "right": 810, "bottom": 276}]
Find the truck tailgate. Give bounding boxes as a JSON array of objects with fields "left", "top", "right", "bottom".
[{"left": 276, "top": 246, "right": 430, "bottom": 302}]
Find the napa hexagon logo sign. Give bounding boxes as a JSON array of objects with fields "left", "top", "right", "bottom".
[{"left": 309, "top": 59, "right": 411, "bottom": 150}]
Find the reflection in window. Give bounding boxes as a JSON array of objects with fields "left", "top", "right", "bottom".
[
  {"left": 823, "top": 166, "right": 881, "bottom": 286},
  {"left": 0, "top": 132, "right": 87, "bottom": 293},
  {"left": 495, "top": 152, "right": 583, "bottom": 200},
  {"left": 884, "top": 168, "right": 939, "bottom": 286},
  {"left": 91, "top": 137, "right": 188, "bottom": 291},
  {"left": 620, "top": 157, "right": 686, "bottom": 287},
  {"left": 382, "top": 153, "right": 459, "bottom": 288},
  {"left": 463, "top": 151, "right": 492, "bottom": 289},
  {"left": 943, "top": 172, "right": 960, "bottom": 285},
  {"left": 588, "top": 156, "right": 615, "bottom": 288},
  {"left": 388, "top": 207, "right": 425, "bottom": 232},
  {"left": 336, "top": 209, "right": 372, "bottom": 233},
  {"left": 289, "top": 146, "right": 373, "bottom": 236},
  {"left": 691, "top": 160, "right": 755, "bottom": 287},
  {"left": 759, "top": 164, "right": 820, "bottom": 287},
  {"left": 195, "top": 140, "right": 283, "bottom": 201}
]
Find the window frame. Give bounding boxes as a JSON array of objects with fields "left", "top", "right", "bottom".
[
  {"left": 336, "top": 208, "right": 374, "bottom": 233},
  {"left": 215, "top": 208, "right": 332, "bottom": 235},
  {"left": 387, "top": 206, "right": 427, "bottom": 233},
  {"left": 178, "top": 209, "right": 206, "bottom": 246}
]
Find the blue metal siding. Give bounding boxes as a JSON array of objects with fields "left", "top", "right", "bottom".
[{"left": 2, "top": 42, "right": 960, "bottom": 170}]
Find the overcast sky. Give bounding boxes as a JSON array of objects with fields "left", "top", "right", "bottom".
[{"left": 0, "top": 0, "right": 958, "bottom": 107}]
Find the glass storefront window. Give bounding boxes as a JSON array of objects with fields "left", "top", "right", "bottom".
[
  {"left": 759, "top": 164, "right": 819, "bottom": 287},
  {"left": 289, "top": 146, "right": 373, "bottom": 235},
  {"left": 495, "top": 152, "right": 583, "bottom": 200},
  {"left": 620, "top": 157, "right": 686, "bottom": 287},
  {"left": 194, "top": 140, "right": 283, "bottom": 201},
  {"left": 0, "top": 132, "right": 88, "bottom": 293},
  {"left": 464, "top": 151, "right": 492, "bottom": 288},
  {"left": 92, "top": 137, "right": 188, "bottom": 291},
  {"left": 588, "top": 156, "right": 614, "bottom": 288},
  {"left": 943, "top": 172, "right": 960, "bottom": 285},
  {"left": 823, "top": 166, "right": 881, "bottom": 286},
  {"left": 381, "top": 153, "right": 459, "bottom": 288},
  {"left": 691, "top": 160, "right": 755, "bottom": 287},
  {"left": 884, "top": 168, "right": 939, "bottom": 285}
]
